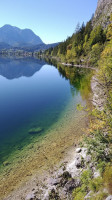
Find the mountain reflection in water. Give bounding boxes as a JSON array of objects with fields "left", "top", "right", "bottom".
[{"left": 0, "top": 57, "right": 46, "bottom": 79}]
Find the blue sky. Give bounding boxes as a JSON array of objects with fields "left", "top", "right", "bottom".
[{"left": 0, "top": 0, "right": 98, "bottom": 44}]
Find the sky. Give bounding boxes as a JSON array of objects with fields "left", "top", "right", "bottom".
[{"left": 0, "top": 0, "right": 98, "bottom": 44}]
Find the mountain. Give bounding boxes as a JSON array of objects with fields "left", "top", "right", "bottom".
[
  {"left": 93, "top": 0, "right": 112, "bottom": 28},
  {"left": 0, "top": 25, "right": 43, "bottom": 47},
  {"left": 0, "top": 25, "right": 59, "bottom": 52}
]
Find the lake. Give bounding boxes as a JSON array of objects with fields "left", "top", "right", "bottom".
[{"left": 0, "top": 57, "right": 92, "bottom": 198}]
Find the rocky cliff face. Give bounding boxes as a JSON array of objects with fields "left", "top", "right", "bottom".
[{"left": 93, "top": 0, "right": 112, "bottom": 28}]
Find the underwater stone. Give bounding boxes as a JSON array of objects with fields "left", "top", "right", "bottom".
[
  {"left": 3, "top": 161, "right": 10, "bottom": 166},
  {"left": 28, "top": 127, "right": 43, "bottom": 134}
]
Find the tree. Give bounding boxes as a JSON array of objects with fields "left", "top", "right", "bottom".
[
  {"left": 75, "top": 22, "right": 80, "bottom": 34},
  {"left": 106, "top": 24, "right": 112, "bottom": 41},
  {"left": 89, "top": 25, "right": 106, "bottom": 46},
  {"left": 90, "top": 43, "right": 103, "bottom": 66},
  {"left": 84, "top": 20, "right": 92, "bottom": 38}
]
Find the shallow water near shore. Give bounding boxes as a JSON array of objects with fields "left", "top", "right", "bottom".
[{"left": 0, "top": 57, "right": 92, "bottom": 199}]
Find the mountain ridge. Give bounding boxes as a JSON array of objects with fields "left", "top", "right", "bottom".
[
  {"left": 0, "top": 24, "right": 43, "bottom": 47},
  {"left": 0, "top": 25, "right": 59, "bottom": 52}
]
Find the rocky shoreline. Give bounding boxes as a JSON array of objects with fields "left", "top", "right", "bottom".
[
  {"left": 91, "top": 75, "right": 106, "bottom": 111},
  {"left": 4, "top": 146, "right": 94, "bottom": 200},
  {"left": 24, "top": 147, "right": 92, "bottom": 200},
  {"left": 20, "top": 74, "right": 111, "bottom": 200}
]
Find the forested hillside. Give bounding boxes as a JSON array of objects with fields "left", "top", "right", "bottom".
[{"left": 43, "top": 15, "right": 111, "bottom": 68}]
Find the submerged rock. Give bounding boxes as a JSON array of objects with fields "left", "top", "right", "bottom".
[
  {"left": 28, "top": 127, "right": 43, "bottom": 135},
  {"left": 3, "top": 161, "right": 10, "bottom": 166}
]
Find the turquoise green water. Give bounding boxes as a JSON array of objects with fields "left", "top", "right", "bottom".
[{"left": 0, "top": 57, "right": 92, "bottom": 165}]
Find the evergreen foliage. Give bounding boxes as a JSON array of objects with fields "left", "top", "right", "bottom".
[{"left": 43, "top": 20, "right": 106, "bottom": 67}]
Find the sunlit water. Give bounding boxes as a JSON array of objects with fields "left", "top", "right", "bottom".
[{"left": 0, "top": 57, "right": 92, "bottom": 165}]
